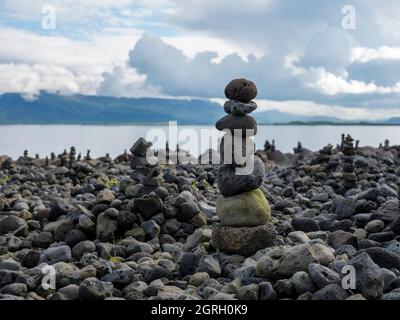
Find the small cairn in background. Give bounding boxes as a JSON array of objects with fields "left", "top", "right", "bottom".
[
  {"left": 340, "top": 134, "right": 357, "bottom": 191},
  {"left": 130, "top": 138, "right": 164, "bottom": 192}
]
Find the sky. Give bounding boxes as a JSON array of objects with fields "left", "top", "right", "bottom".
[{"left": 1, "top": 0, "right": 400, "bottom": 121}]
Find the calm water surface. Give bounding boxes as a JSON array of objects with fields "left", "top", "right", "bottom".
[{"left": 1, "top": 125, "right": 400, "bottom": 159}]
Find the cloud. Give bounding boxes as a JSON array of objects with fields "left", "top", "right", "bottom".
[
  {"left": 211, "top": 98, "right": 400, "bottom": 121},
  {"left": 127, "top": 34, "right": 307, "bottom": 99},
  {"left": 0, "top": 63, "right": 99, "bottom": 97},
  {"left": 0, "top": 0, "right": 137, "bottom": 29},
  {"left": 299, "top": 27, "right": 356, "bottom": 75},
  {"left": 97, "top": 65, "right": 160, "bottom": 97},
  {"left": 0, "top": 27, "right": 141, "bottom": 72},
  {"left": 352, "top": 46, "right": 400, "bottom": 63},
  {"left": 304, "top": 67, "right": 400, "bottom": 95},
  {"left": 3, "top": 0, "right": 400, "bottom": 121},
  {"left": 0, "top": 26, "right": 142, "bottom": 97}
]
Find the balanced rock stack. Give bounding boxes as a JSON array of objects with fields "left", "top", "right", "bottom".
[
  {"left": 341, "top": 134, "right": 357, "bottom": 190},
  {"left": 130, "top": 138, "right": 164, "bottom": 190},
  {"left": 211, "top": 79, "right": 277, "bottom": 256}
]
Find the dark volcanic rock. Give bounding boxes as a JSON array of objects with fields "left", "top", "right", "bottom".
[
  {"left": 291, "top": 217, "right": 320, "bottom": 232},
  {"left": 130, "top": 137, "right": 152, "bottom": 156},
  {"left": 211, "top": 224, "right": 277, "bottom": 256},
  {"left": 334, "top": 197, "right": 356, "bottom": 219},
  {"left": 312, "top": 284, "right": 348, "bottom": 300},
  {"left": 215, "top": 115, "right": 257, "bottom": 137},
  {"left": 348, "top": 252, "right": 385, "bottom": 299},
  {"left": 224, "top": 78, "right": 257, "bottom": 103},
  {"left": 223, "top": 100, "right": 257, "bottom": 115},
  {"left": 217, "top": 157, "right": 264, "bottom": 197},
  {"left": 364, "top": 247, "right": 400, "bottom": 269},
  {"left": 328, "top": 230, "right": 358, "bottom": 249},
  {"left": 134, "top": 195, "right": 162, "bottom": 219}
]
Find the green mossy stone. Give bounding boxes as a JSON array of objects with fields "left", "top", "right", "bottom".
[{"left": 216, "top": 188, "right": 270, "bottom": 227}]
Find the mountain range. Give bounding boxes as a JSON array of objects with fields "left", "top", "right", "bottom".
[{"left": 0, "top": 92, "right": 398, "bottom": 125}]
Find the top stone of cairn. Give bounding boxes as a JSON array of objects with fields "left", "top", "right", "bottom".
[
  {"left": 130, "top": 137, "right": 152, "bottom": 156},
  {"left": 224, "top": 78, "right": 257, "bottom": 103}
]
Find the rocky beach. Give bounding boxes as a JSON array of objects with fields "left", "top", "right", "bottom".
[
  {"left": 1, "top": 79, "right": 400, "bottom": 301},
  {"left": 0, "top": 134, "right": 400, "bottom": 300}
]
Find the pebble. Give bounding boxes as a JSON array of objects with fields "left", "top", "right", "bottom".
[
  {"left": 348, "top": 252, "right": 385, "bottom": 299},
  {"left": 0, "top": 126, "right": 399, "bottom": 301},
  {"left": 365, "top": 219, "right": 385, "bottom": 233},
  {"left": 291, "top": 271, "right": 316, "bottom": 295},
  {"left": 312, "top": 284, "right": 348, "bottom": 300},
  {"left": 39, "top": 245, "right": 72, "bottom": 265},
  {"left": 79, "top": 278, "right": 114, "bottom": 300}
]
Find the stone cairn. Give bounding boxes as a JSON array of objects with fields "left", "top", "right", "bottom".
[
  {"left": 340, "top": 134, "right": 357, "bottom": 190},
  {"left": 211, "top": 78, "right": 277, "bottom": 256},
  {"left": 314, "top": 143, "right": 338, "bottom": 171},
  {"left": 130, "top": 137, "right": 164, "bottom": 192}
]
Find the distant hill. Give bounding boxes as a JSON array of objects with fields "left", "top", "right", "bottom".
[
  {"left": 0, "top": 92, "right": 225, "bottom": 125},
  {"left": 385, "top": 117, "right": 400, "bottom": 124},
  {"left": 255, "top": 109, "right": 344, "bottom": 124},
  {"left": 0, "top": 92, "right": 398, "bottom": 125}
]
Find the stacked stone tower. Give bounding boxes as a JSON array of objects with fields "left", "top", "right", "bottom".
[
  {"left": 130, "top": 138, "right": 163, "bottom": 191},
  {"left": 341, "top": 134, "right": 357, "bottom": 190},
  {"left": 211, "top": 79, "right": 277, "bottom": 256}
]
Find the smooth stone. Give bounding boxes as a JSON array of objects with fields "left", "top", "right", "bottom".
[
  {"left": 72, "top": 241, "right": 96, "bottom": 260},
  {"left": 291, "top": 271, "right": 316, "bottom": 295},
  {"left": 215, "top": 114, "right": 257, "bottom": 137},
  {"left": 368, "top": 231, "right": 394, "bottom": 243},
  {"left": 58, "top": 284, "right": 79, "bottom": 300},
  {"left": 96, "top": 189, "right": 115, "bottom": 203},
  {"left": 96, "top": 212, "right": 118, "bottom": 242},
  {"left": 216, "top": 189, "right": 270, "bottom": 227},
  {"left": 224, "top": 100, "right": 257, "bottom": 115},
  {"left": 219, "top": 134, "right": 255, "bottom": 166},
  {"left": 0, "top": 283, "right": 27, "bottom": 296},
  {"left": 211, "top": 224, "right": 277, "bottom": 256},
  {"left": 217, "top": 157, "right": 264, "bottom": 197},
  {"left": 291, "top": 217, "right": 320, "bottom": 232},
  {"left": 310, "top": 243, "right": 335, "bottom": 265},
  {"left": 225, "top": 78, "right": 257, "bottom": 102},
  {"left": 39, "top": 245, "right": 72, "bottom": 265},
  {"left": 365, "top": 219, "right": 385, "bottom": 233},
  {"left": 364, "top": 247, "right": 400, "bottom": 269},
  {"left": 0, "top": 216, "right": 27, "bottom": 236}
]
